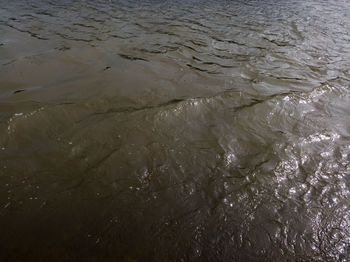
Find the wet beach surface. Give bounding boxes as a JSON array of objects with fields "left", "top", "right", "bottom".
[{"left": 1, "top": 0, "right": 350, "bottom": 261}]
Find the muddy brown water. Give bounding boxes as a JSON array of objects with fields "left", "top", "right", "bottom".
[{"left": 1, "top": 0, "right": 350, "bottom": 261}]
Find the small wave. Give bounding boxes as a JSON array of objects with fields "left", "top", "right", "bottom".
[{"left": 118, "top": 53, "right": 149, "bottom": 61}]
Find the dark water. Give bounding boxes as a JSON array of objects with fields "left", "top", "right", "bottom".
[{"left": 1, "top": 0, "right": 350, "bottom": 261}]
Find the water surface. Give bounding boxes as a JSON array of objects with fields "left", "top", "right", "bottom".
[{"left": 1, "top": 0, "right": 350, "bottom": 261}]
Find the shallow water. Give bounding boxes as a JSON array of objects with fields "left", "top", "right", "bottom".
[{"left": 1, "top": 0, "right": 350, "bottom": 261}]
